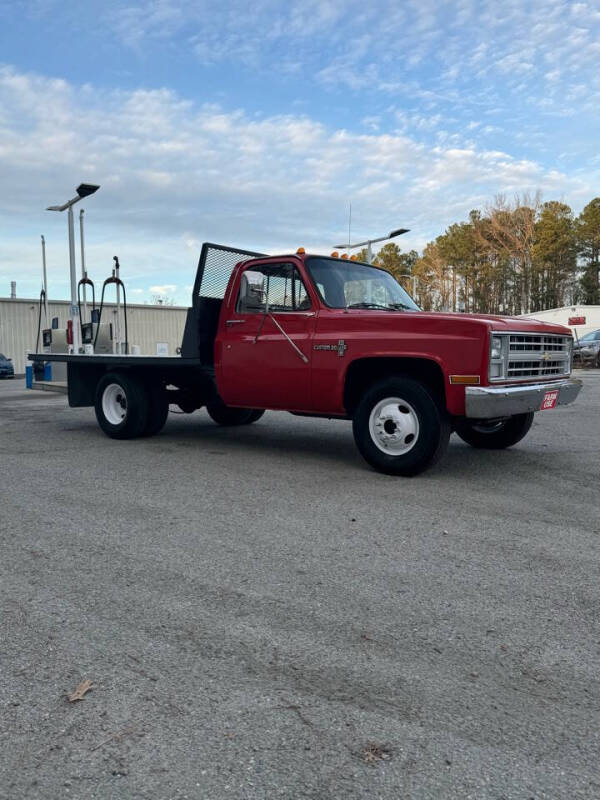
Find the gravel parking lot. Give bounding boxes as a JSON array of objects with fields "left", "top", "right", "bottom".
[{"left": 1, "top": 373, "right": 599, "bottom": 800}]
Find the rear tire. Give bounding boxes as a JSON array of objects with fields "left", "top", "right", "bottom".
[
  {"left": 206, "top": 396, "right": 264, "bottom": 426},
  {"left": 455, "top": 412, "right": 534, "bottom": 449},
  {"left": 352, "top": 377, "right": 450, "bottom": 476},
  {"left": 143, "top": 385, "right": 170, "bottom": 436},
  {"left": 95, "top": 372, "right": 149, "bottom": 439}
]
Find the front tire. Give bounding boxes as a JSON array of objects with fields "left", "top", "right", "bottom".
[
  {"left": 206, "top": 395, "right": 264, "bottom": 426},
  {"left": 95, "top": 373, "right": 149, "bottom": 439},
  {"left": 352, "top": 377, "right": 450, "bottom": 476},
  {"left": 455, "top": 412, "right": 534, "bottom": 449}
]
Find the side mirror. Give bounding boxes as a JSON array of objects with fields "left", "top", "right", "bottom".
[{"left": 239, "top": 270, "right": 265, "bottom": 312}]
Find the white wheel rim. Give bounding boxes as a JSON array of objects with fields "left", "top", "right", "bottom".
[
  {"left": 368, "top": 396, "right": 420, "bottom": 455},
  {"left": 102, "top": 383, "right": 128, "bottom": 426}
]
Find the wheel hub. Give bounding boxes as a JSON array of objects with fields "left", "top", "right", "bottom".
[
  {"left": 102, "top": 383, "right": 128, "bottom": 426},
  {"left": 369, "top": 397, "right": 420, "bottom": 455}
]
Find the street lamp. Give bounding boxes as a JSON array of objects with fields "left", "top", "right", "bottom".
[
  {"left": 47, "top": 183, "right": 100, "bottom": 354},
  {"left": 335, "top": 227, "right": 410, "bottom": 265}
]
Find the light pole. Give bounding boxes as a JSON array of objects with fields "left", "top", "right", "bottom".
[
  {"left": 47, "top": 183, "right": 100, "bottom": 354},
  {"left": 79, "top": 209, "right": 88, "bottom": 320},
  {"left": 334, "top": 227, "right": 410, "bottom": 264}
]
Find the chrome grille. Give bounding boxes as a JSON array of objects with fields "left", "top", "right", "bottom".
[{"left": 507, "top": 334, "right": 571, "bottom": 380}]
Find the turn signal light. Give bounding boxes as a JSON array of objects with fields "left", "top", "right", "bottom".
[
  {"left": 449, "top": 375, "right": 480, "bottom": 385},
  {"left": 350, "top": 254, "right": 357, "bottom": 261},
  {"left": 341, "top": 253, "right": 348, "bottom": 260},
  {"left": 296, "top": 247, "right": 305, "bottom": 254},
  {"left": 331, "top": 251, "right": 339, "bottom": 258}
]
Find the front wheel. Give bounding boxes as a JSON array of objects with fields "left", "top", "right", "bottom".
[
  {"left": 455, "top": 412, "right": 534, "bottom": 449},
  {"left": 206, "top": 396, "right": 264, "bottom": 426},
  {"left": 352, "top": 377, "right": 450, "bottom": 476}
]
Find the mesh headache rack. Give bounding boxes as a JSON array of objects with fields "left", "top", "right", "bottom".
[{"left": 193, "top": 242, "right": 266, "bottom": 302}]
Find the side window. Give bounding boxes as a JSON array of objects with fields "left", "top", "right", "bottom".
[{"left": 237, "top": 263, "right": 311, "bottom": 314}]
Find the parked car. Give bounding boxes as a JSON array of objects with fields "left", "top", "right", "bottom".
[
  {"left": 0, "top": 353, "right": 14, "bottom": 378},
  {"left": 573, "top": 329, "right": 600, "bottom": 367}
]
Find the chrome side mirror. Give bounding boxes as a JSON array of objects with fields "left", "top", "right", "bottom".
[{"left": 239, "top": 270, "right": 266, "bottom": 312}]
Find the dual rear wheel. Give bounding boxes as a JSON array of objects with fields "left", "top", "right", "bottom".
[
  {"left": 95, "top": 373, "right": 169, "bottom": 439},
  {"left": 94, "top": 372, "right": 263, "bottom": 439}
]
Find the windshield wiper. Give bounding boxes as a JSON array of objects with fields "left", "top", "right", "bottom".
[
  {"left": 389, "top": 302, "right": 412, "bottom": 310},
  {"left": 346, "top": 302, "right": 393, "bottom": 311}
]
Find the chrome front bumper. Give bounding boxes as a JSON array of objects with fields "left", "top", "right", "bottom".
[{"left": 465, "top": 378, "right": 582, "bottom": 419}]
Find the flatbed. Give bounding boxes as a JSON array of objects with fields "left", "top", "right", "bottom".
[{"left": 28, "top": 353, "right": 203, "bottom": 368}]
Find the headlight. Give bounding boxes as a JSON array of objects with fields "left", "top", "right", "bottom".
[
  {"left": 489, "top": 333, "right": 507, "bottom": 382},
  {"left": 491, "top": 336, "right": 503, "bottom": 360}
]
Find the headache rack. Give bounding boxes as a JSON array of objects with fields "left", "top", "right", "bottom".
[
  {"left": 192, "top": 242, "right": 266, "bottom": 303},
  {"left": 505, "top": 333, "right": 572, "bottom": 381}
]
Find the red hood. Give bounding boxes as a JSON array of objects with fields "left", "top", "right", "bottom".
[{"left": 408, "top": 311, "right": 572, "bottom": 335}]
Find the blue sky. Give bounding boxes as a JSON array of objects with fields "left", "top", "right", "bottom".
[{"left": 1, "top": 0, "right": 600, "bottom": 303}]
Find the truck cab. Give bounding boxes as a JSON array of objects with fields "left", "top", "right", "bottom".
[{"left": 192, "top": 247, "right": 578, "bottom": 474}]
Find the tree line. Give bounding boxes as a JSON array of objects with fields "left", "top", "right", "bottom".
[{"left": 362, "top": 195, "right": 600, "bottom": 314}]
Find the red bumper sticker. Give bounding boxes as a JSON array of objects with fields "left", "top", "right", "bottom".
[{"left": 541, "top": 390, "right": 559, "bottom": 410}]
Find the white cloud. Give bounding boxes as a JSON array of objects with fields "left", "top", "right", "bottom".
[
  {"left": 150, "top": 284, "right": 177, "bottom": 295},
  {"left": 0, "top": 65, "right": 597, "bottom": 303}
]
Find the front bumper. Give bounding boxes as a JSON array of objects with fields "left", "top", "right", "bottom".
[{"left": 465, "top": 378, "right": 582, "bottom": 419}]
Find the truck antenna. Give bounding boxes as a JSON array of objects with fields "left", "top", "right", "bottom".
[{"left": 348, "top": 202, "right": 352, "bottom": 250}]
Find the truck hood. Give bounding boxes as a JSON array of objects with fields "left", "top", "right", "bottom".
[{"left": 405, "top": 310, "right": 571, "bottom": 335}]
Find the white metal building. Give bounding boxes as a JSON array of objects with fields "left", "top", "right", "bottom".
[
  {"left": 0, "top": 297, "right": 188, "bottom": 374},
  {"left": 520, "top": 305, "right": 600, "bottom": 339}
]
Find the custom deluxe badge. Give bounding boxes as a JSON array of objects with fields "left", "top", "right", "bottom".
[{"left": 314, "top": 339, "right": 348, "bottom": 357}]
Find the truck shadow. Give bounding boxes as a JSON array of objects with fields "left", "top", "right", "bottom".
[
  {"left": 157, "top": 410, "right": 542, "bottom": 479},
  {"left": 161, "top": 412, "right": 362, "bottom": 469}
]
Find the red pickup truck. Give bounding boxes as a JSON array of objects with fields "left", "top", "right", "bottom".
[{"left": 30, "top": 243, "right": 582, "bottom": 475}]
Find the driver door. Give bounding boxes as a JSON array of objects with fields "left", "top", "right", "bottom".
[{"left": 218, "top": 262, "right": 315, "bottom": 410}]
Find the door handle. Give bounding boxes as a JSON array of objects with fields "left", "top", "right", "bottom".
[{"left": 226, "top": 319, "right": 245, "bottom": 325}]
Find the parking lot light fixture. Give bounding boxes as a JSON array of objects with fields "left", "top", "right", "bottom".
[
  {"left": 334, "top": 228, "right": 410, "bottom": 264},
  {"left": 46, "top": 184, "right": 100, "bottom": 354}
]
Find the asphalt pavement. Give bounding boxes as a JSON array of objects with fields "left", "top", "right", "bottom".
[{"left": 1, "top": 373, "right": 599, "bottom": 799}]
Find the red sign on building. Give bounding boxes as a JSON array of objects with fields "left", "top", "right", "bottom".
[{"left": 569, "top": 316, "right": 586, "bottom": 325}]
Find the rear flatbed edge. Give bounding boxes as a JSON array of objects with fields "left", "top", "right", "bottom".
[{"left": 28, "top": 353, "right": 204, "bottom": 368}]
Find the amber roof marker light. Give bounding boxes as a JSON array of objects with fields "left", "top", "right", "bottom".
[{"left": 334, "top": 227, "right": 410, "bottom": 264}]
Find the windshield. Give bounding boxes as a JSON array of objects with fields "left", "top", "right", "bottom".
[
  {"left": 306, "top": 257, "right": 420, "bottom": 311},
  {"left": 0, "top": 353, "right": 6, "bottom": 360},
  {"left": 579, "top": 331, "right": 599, "bottom": 342}
]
